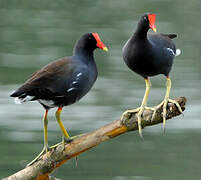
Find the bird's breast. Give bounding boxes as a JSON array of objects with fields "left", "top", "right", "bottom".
[
  {"left": 123, "top": 39, "right": 173, "bottom": 77},
  {"left": 61, "top": 62, "right": 97, "bottom": 106}
]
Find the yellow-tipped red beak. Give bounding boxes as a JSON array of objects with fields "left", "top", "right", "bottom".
[
  {"left": 148, "top": 14, "right": 157, "bottom": 33},
  {"left": 152, "top": 27, "right": 157, "bottom": 32},
  {"left": 102, "top": 46, "right": 108, "bottom": 51},
  {"left": 92, "top": 32, "right": 108, "bottom": 52}
]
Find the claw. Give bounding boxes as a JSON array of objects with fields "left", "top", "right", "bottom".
[
  {"left": 136, "top": 107, "right": 144, "bottom": 140},
  {"left": 75, "top": 157, "right": 78, "bottom": 167}
]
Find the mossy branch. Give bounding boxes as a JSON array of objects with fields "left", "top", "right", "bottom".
[{"left": 3, "top": 96, "right": 187, "bottom": 180}]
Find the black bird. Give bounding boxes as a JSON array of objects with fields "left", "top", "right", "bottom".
[
  {"left": 10, "top": 32, "right": 108, "bottom": 164},
  {"left": 122, "top": 13, "right": 182, "bottom": 137}
]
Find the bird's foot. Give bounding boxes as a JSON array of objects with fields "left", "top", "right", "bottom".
[
  {"left": 121, "top": 107, "right": 141, "bottom": 120},
  {"left": 151, "top": 98, "right": 183, "bottom": 133},
  {"left": 27, "top": 145, "right": 49, "bottom": 167},
  {"left": 50, "top": 134, "right": 84, "bottom": 150},
  {"left": 121, "top": 106, "right": 155, "bottom": 139},
  {"left": 27, "top": 134, "right": 85, "bottom": 167},
  {"left": 121, "top": 106, "right": 156, "bottom": 121},
  {"left": 63, "top": 134, "right": 84, "bottom": 144}
]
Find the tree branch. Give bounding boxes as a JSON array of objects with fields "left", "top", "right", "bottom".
[{"left": 3, "top": 96, "right": 187, "bottom": 180}]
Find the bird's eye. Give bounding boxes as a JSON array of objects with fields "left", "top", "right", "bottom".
[{"left": 89, "top": 37, "right": 92, "bottom": 40}]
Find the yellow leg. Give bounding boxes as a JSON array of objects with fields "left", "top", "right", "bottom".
[
  {"left": 43, "top": 109, "right": 49, "bottom": 153},
  {"left": 162, "top": 77, "right": 171, "bottom": 132},
  {"left": 137, "top": 78, "right": 151, "bottom": 138},
  {"left": 56, "top": 107, "right": 70, "bottom": 139},
  {"left": 121, "top": 78, "right": 152, "bottom": 139},
  {"left": 141, "top": 78, "right": 151, "bottom": 107},
  {"left": 151, "top": 77, "right": 183, "bottom": 133},
  {"left": 27, "top": 109, "right": 49, "bottom": 166},
  {"left": 162, "top": 77, "right": 183, "bottom": 132}
]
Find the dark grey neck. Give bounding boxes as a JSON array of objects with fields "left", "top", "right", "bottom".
[
  {"left": 73, "top": 45, "right": 95, "bottom": 64},
  {"left": 131, "top": 23, "right": 149, "bottom": 40}
]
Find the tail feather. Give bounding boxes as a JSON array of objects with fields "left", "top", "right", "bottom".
[
  {"left": 10, "top": 89, "right": 34, "bottom": 104},
  {"left": 160, "top": 33, "right": 177, "bottom": 39},
  {"left": 10, "top": 89, "right": 25, "bottom": 98}
]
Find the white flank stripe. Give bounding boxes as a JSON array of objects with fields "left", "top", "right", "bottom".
[
  {"left": 72, "top": 81, "right": 77, "bottom": 85},
  {"left": 76, "top": 73, "right": 82, "bottom": 77},
  {"left": 166, "top": 48, "right": 175, "bottom": 55},
  {"left": 67, "top": 87, "right": 75, "bottom": 92}
]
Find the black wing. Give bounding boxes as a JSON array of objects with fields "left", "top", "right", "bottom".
[{"left": 10, "top": 57, "right": 76, "bottom": 100}]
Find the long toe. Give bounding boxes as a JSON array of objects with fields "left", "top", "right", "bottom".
[
  {"left": 27, "top": 146, "right": 49, "bottom": 167},
  {"left": 121, "top": 107, "right": 141, "bottom": 120},
  {"left": 155, "top": 98, "right": 181, "bottom": 134},
  {"left": 123, "top": 106, "right": 157, "bottom": 122},
  {"left": 142, "top": 106, "right": 158, "bottom": 121},
  {"left": 60, "top": 137, "right": 73, "bottom": 151},
  {"left": 150, "top": 107, "right": 158, "bottom": 121},
  {"left": 168, "top": 99, "right": 183, "bottom": 114},
  {"left": 122, "top": 107, "right": 147, "bottom": 139},
  {"left": 122, "top": 106, "right": 154, "bottom": 139},
  {"left": 162, "top": 99, "right": 168, "bottom": 134},
  {"left": 160, "top": 98, "right": 183, "bottom": 134},
  {"left": 50, "top": 134, "right": 84, "bottom": 150},
  {"left": 136, "top": 107, "right": 145, "bottom": 140},
  {"left": 64, "top": 134, "right": 83, "bottom": 143}
]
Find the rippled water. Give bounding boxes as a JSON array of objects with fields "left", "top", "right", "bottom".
[{"left": 0, "top": 0, "right": 201, "bottom": 179}]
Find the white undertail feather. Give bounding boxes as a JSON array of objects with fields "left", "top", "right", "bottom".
[
  {"left": 176, "top": 49, "right": 181, "bottom": 56},
  {"left": 14, "top": 97, "right": 22, "bottom": 104},
  {"left": 14, "top": 96, "right": 34, "bottom": 104}
]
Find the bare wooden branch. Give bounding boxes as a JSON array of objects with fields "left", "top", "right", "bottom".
[{"left": 3, "top": 96, "right": 187, "bottom": 180}]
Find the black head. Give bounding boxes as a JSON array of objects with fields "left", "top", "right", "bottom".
[
  {"left": 74, "top": 32, "right": 108, "bottom": 54},
  {"left": 136, "top": 13, "right": 157, "bottom": 36}
]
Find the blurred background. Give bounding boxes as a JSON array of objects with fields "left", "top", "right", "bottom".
[{"left": 0, "top": 0, "right": 201, "bottom": 179}]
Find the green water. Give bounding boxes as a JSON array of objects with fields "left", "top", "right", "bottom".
[{"left": 0, "top": 0, "right": 201, "bottom": 179}]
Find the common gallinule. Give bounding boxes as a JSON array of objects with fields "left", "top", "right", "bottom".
[
  {"left": 122, "top": 13, "right": 182, "bottom": 137},
  {"left": 10, "top": 32, "right": 108, "bottom": 164}
]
